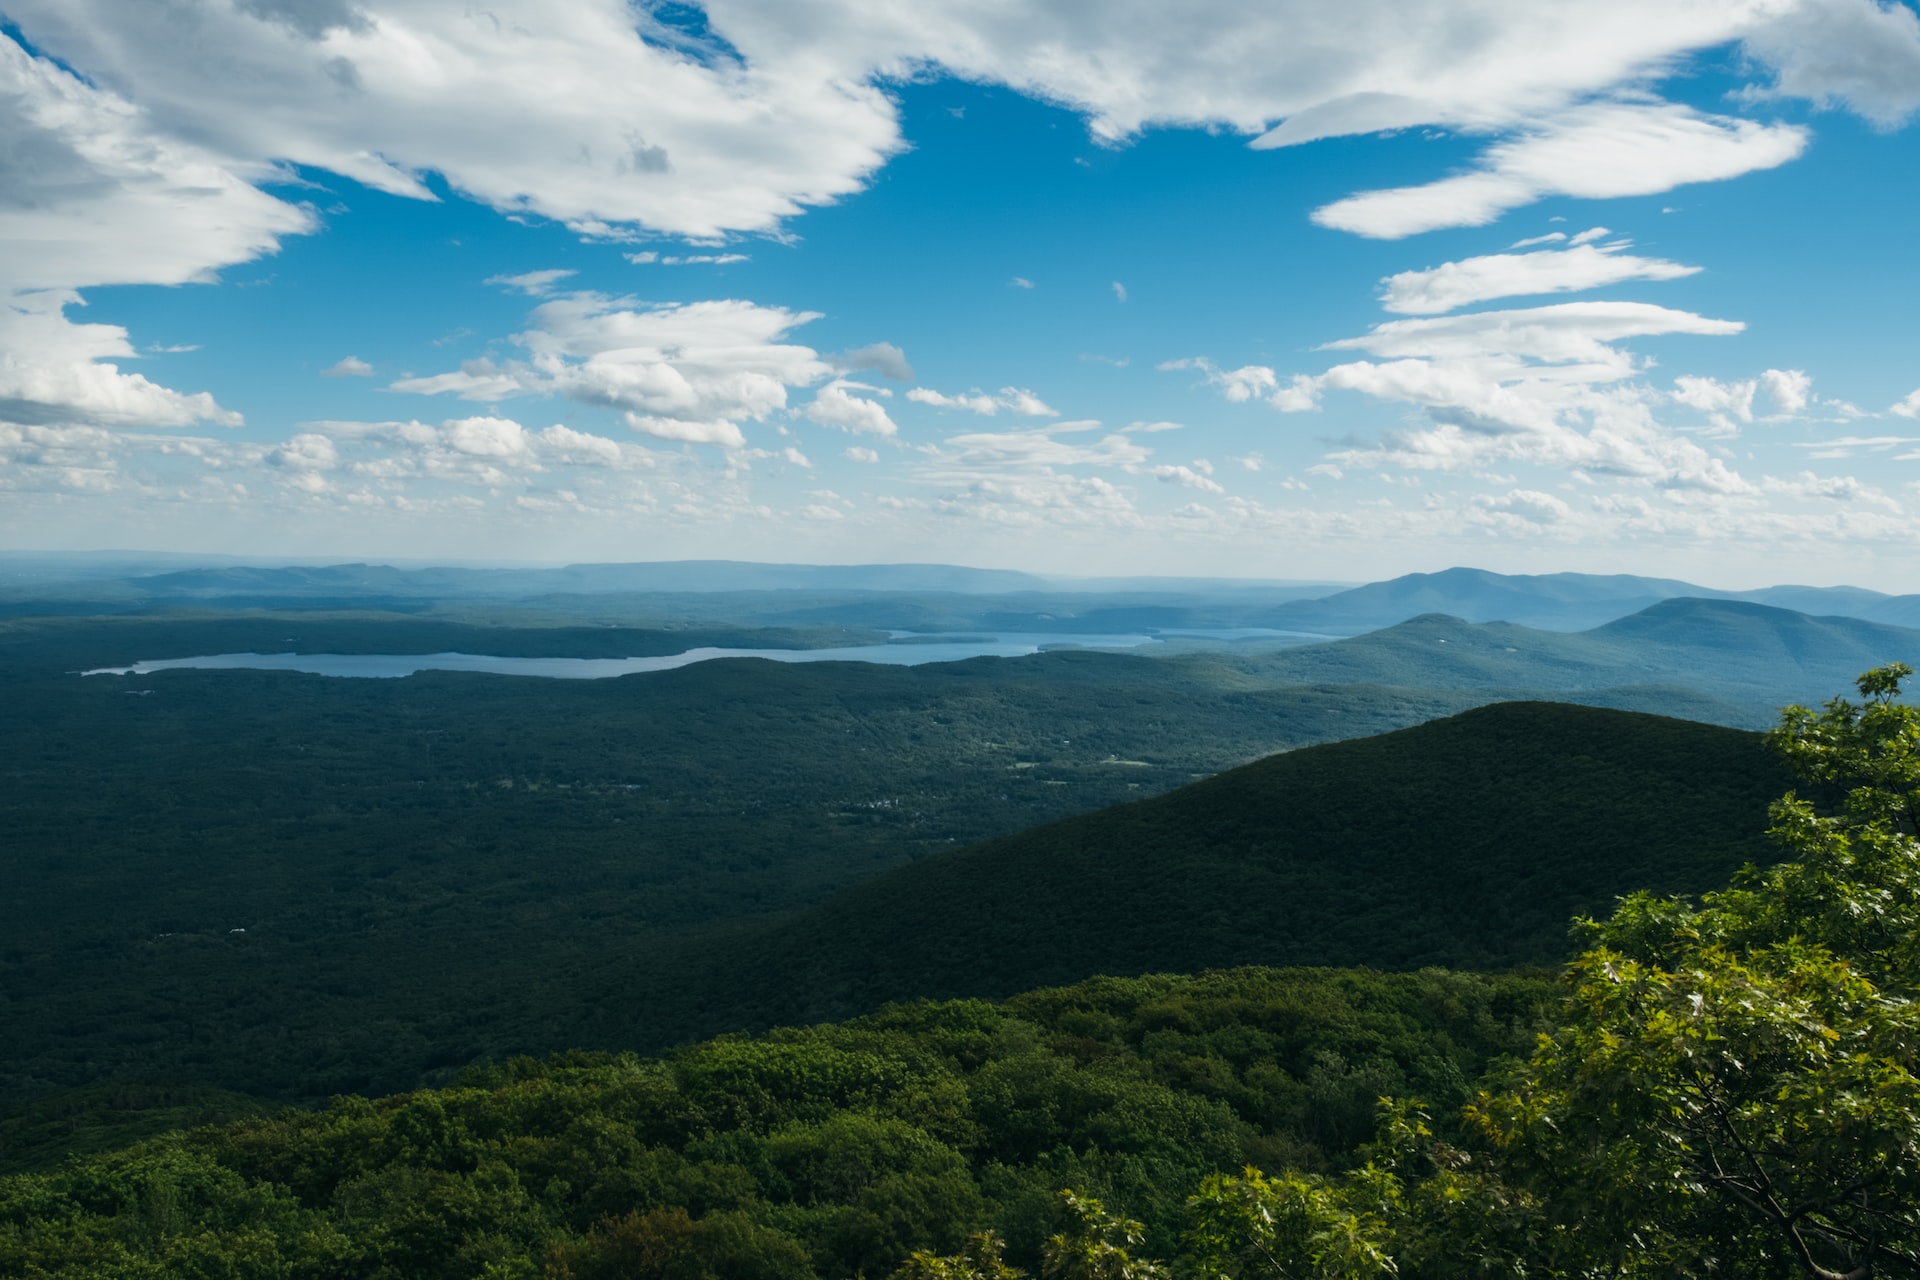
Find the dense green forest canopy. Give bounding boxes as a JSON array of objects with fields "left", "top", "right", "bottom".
[
  {"left": 7, "top": 667, "right": 1920, "bottom": 1277},
  {"left": 590, "top": 701, "right": 1798, "bottom": 1045},
  {"left": 2, "top": 604, "right": 1796, "bottom": 1103},
  {"left": 0, "top": 966, "right": 1556, "bottom": 1277},
  {"left": 3, "top": 613, "right": 1505, "bottom": 1103}
]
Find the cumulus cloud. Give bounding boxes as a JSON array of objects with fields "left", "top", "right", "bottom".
[
  {"left": 391, "top": 293, "right": 830, "bottom": 448},
  {"left": 1761, "top": 367, "right": 1813, "bottom": 414},
  {"left": 1179, "top": 300, "right": 1756, "bottom": 491},
  {"left": 0, "top": 34, "right": 306, "bottom": 432},
  {"left": 1152, "top": 463, "right": 1225, "bottom": 492},
  {"left": 1671, "top": 375, "right": 1758, "bottom": 431},
  {"left": 1739, "top": 0, "right": 1920, "bottom": 127},
  {"left": 1379, "top": 236, "right": 1701, "bottom": 313},
  {"left": 0, "top": 292, "right": 243, "bottom": 429},
  {"left": 845, "top": 445, "right": 880, "bottom": 463},
  {"left": 1893, "top": 388, "right": 1920, "bottom": 419},
  {"left": 1469, "top": 487, "right": 1574, "bottom": 528},
  {"left": 6, "top": 1, "right": 902, "bottom": 240},
  {"left": 323, "top": 355, "right": 374, "bottom": 377},
  {"left": 804, "top": 379, "right": 898, "bottom": 436},
  {"left": 269, "top": 432, "right": 339, "bottom": 470},
  {"left": 711, "top": 0, "right": 1790, "bottom": 147},
  {"left": 907, "top": 386, "right": 1060, "bottom": 416},
  {"left": 1315, "top": 103, "right": 1808, "bottom": 238}
]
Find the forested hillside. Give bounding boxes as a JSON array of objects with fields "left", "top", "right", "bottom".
[
  {"left": 586, "top": 701, "right": 1796, "bottom": 1044},
  {"left": 2, "top": 601, "right": 1829, "bottom": 1105},
  {"left": 0, "top": 966, "right": 1556, "bottom": 1275},
  {"left": 7, "top": 666, "right": 1919, "bottom": 1279}
]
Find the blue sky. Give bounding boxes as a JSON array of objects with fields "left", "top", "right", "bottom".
[{"left": 3, "top": 1, "right": 1920, "bottom": 586}]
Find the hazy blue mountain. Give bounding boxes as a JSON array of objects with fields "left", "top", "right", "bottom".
[
  {"left": 1201, "top": 598, "right": 1920, "bottom": 715},
  {"left": 1247, "top": 567, "right": 1912, "bottom": 634},
  {"left": 5, "top": 557, "right": 1918, "bottom": 636}
]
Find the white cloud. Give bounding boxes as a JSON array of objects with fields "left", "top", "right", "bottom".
[
  {"left": 804, "top": 379, "right": 898, "bottom": 436},
  {"left": 924, "top": 425, "right": 1153, "bottom": 472},
  {"left": 7, "top": 1, "right": 902, "bottom": 240},
  {"left": 845, "top": 445, "right": 880, "bottom": 463},
  {"left": 0, "top": 34, "right": 313, "bottom": 295},
  {"left": 1112, "top": 280, "right": 1128, "bottom": 302},
  {"left": 909, "top": 388, "right": 999, "bottom": 414},
  {"left": 1322, "top": 301, "right": 1742, "bottom": 364},
  {"left": 0, "top": 291, "right": 243, "bottom": 429},
  {"left": 1893, "top": 388, "right": 1920, "bottom": 419},
  {"left": 1207, "top": 301, "right": 1760, "bottom": 491},
  {"left": 1792, "top": 434, "right": 1920, "bottom": 458},
  {"left": 486, "top": 269, "right": 576, "bottom": 296},
  {"left": 907, "top": 386, "right": 1060, "bottom": 416},
  {"left": 536, "top": 424, "right": 625, "bottom": 468},
  {"left": 1379, "top": 238, "right": 1700, "bottom": 314},
  {"left": 1315, "top": 103, "right": 1807, "bottom": 238},
  {"left": 0, "top": 34, "right": 306, "bottom": 433},
  {"left": 1739, "top": 0, "right": 1920, "bottom": 127},
  {"left": 1152, "top": 463, "right": 1225, "bottom": 492},
  {"left": 1760, "top": 367, "right": 1812, "bottom": 414},
  {"left": 1469, "top": 487, "right": 1574, "bottom": 527},
  {"left": 323, "top": 355, "right": 375, "bottom": 378},
  {"left": 1010, "top": 277, "right": 1034, "bottom": 289},
  {"left": 269, "top": 432, "right": 339, "bottom": 471},
  {"left": 713, "top": 0, "right": 1790, "bottom": 148},
  {"left": 1159, "top": 358, "right": 1276, "bottom": 403},
  {"left": 443, "top": 415, "right": 528, "bottom": 458},
  {"left": 625, "top": 252, "right": 752, "bottom": 266},
  {"left": 391, "top": 293, "right": 830, "bottom": 448},
  {"left": 1671, "top": 375, "right": 1757, "bottom": 432}
]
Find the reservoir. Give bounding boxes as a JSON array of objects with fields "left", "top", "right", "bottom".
[
  {"left": 82, "top": 629, "right": 1325, "bottom": 680},
  {"left": 82, "top": 631, "right": 1200, "bottom": 680}
]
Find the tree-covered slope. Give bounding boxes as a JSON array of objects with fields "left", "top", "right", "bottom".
[
  {"left": 596, "top": 702, "right": 1797, "bottom": 1044},
  {"left": 0, "top": 618, "right": 1500, "bottom": 1105},
  {"left": 0, "top": 966, "right": 1556, "bottom": 1276}
]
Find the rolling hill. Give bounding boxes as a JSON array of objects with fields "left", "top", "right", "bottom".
[
  {"left": 1198, "top": 597, "right": 1920, "bottom": 714},
  {"left": 587, "top": 700, "right": 1802, "bottom": 1047}
]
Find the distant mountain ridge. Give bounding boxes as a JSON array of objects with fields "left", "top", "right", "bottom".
[
  {"left": 5, "top": 556, "right": 1919, "bottom": 636},
  {"left": 1200, "top": 597, "right": 1920, "bottom": 715},
  {"left": 1253, "top": 567, "right": 1918, "bottom": 634}
]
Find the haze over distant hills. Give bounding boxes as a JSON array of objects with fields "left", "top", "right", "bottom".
[{"left": 5, "top": 556, "right": 1918, "bottom": 634}]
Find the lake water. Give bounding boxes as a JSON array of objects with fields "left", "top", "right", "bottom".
[
  {"left": 82, "top": 628, "right": 1331, "bottom": 681},
  {"left": 83, "top": 633, "right": 1143, "bottom": 680}
]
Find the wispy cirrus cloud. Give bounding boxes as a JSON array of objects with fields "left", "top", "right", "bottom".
[
  {"left": 1379, "top": 233, "right": 1700, "bottom": 313},
  {"left": 1314, "top": 103, "right": 1808, "bottom": 238}
]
